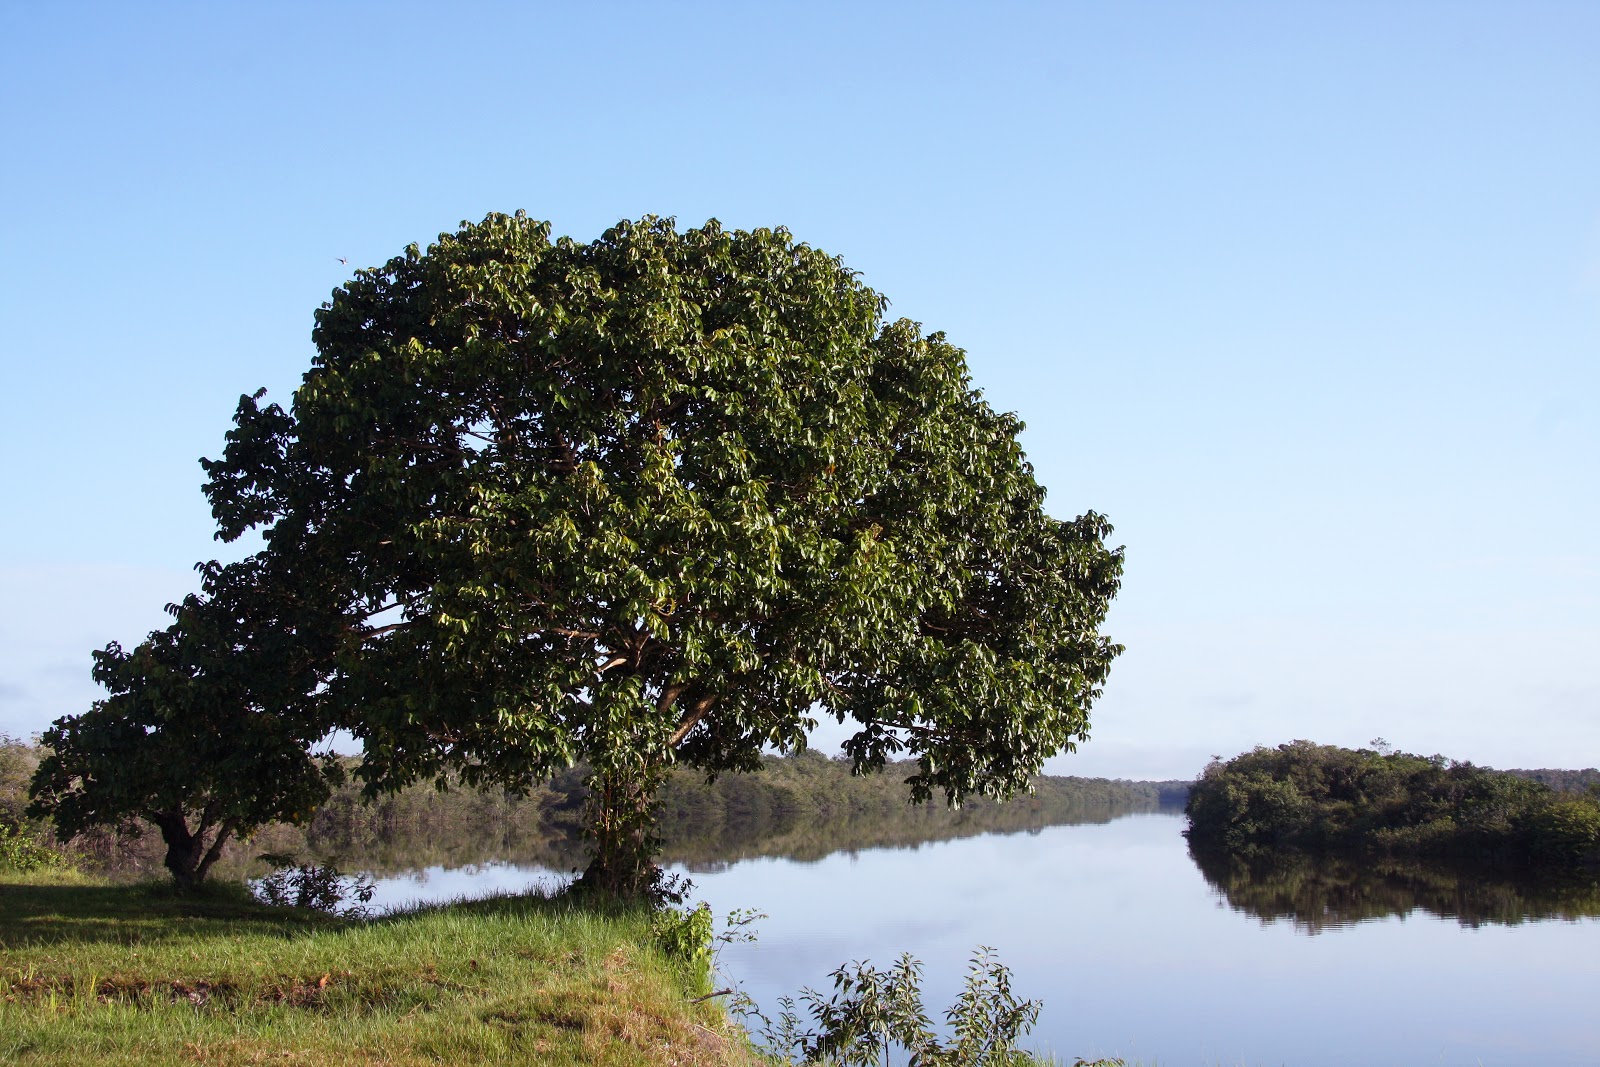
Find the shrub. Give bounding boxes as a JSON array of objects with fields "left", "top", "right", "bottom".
[
  {"left": 757, "top": 946, "right": 1046, "bottom": 1067},
  {"left": 0, "top": 820, "right": 64, "bottom": 872},
  {"left": 252, "top": 858, "right": 375, "bottom": 916},
  {"left": 651, "top": 901, "right": 715, "bottom": 996}
]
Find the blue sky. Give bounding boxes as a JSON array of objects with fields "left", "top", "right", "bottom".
[{"left": 2, "top": 2, "right": 1595, "bottom": 777}]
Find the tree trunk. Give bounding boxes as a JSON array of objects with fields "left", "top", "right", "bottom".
[
  {"left": 576, "top": 768, "right": 661, "bottom": 900},
  {"left": 152, "top": 809, "right": 233, "bottom": 889}
]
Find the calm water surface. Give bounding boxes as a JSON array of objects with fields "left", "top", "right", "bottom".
[{"left": 364, "top": 813, "right": 1600, "bottom": 1066}]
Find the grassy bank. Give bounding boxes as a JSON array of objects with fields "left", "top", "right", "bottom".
[{"left": 1, "top": 870, "right": 759, "bottom": 1067}]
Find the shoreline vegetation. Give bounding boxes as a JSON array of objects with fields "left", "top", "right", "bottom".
[
  {"left": 5, "top": 737, "right": 1187, "bottom": 883},
  {"left": 1185, "top": 740, "right": 1600, "bottom": 871}
]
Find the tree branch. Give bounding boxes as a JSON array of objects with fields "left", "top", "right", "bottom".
[
  {"left": 362, "top": 619, "right": 417, "bottom": 640},
  {"left": 669, "top": 693, "right": 718, "bottom": 747},
  {"left": 195, "top": 818, "right": 237, "bottom": 885},
  {"left": 655, "top": 681, "right": 689, "bottom": 719},
  {"left": 546, "top": 626, "right": 603, "bottom": 640}
]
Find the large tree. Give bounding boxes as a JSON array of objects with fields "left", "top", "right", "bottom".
[
  {"left": 29, "top": 559, "right": 343, "bottom": 887},
  {"left": 202, "top": 213, "right": 1124, "bottom": 895}
]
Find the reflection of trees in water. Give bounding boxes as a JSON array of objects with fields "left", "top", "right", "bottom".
[
  {"left": 1189, "top": 841, "right": 1600, "bottom": 932},
  {"left": 304, "top": 794, "right": 1165, "bottom": 878},
  {"left": 661, "top": 799, "right": 1154, "bottom": 870},
  {"left": 652, "top": 751, "right": 1180, "bottom": 868},
  {"left": 73, "top": 752, "right": 1182, "bottom": 881},
  {"left": 264, "top": 782, "right": 586, "bottom": 878}
]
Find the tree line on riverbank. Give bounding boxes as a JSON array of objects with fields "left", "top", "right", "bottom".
[
  {"left": 1185, "top": 741, "right": 1600, "bottom": 870},
  {"left": 4, "top": 734, "right": 1185, "bottom": 879}
]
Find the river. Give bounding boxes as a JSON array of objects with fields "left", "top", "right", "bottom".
[{"left": 362, "top": 811, "right": 1600, "bottom": 1066}]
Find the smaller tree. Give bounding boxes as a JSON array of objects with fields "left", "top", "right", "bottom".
[{"left": 29, "top": 558, "right": 342, "bottom": 887}]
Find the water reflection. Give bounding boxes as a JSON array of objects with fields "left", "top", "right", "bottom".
[
  {"left": 352, "top": 801, "right": 1170, "bottom": 914},
  {"left": 1189, "top": 840, "right": 1600, "bottom": 932},
  {"left": 303, "top": 797, "right": 1167, "bottom": 879},
  {"left": 356, "top": 811, "right": 1600, "bottom": 1066},
  {"left": 663, "top": 800, "right": 1155, "bottom": 871}
]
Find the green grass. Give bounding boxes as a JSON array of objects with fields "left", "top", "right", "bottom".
[{"left": 1, "top": 870, "right": 761, "bottom": 1066}]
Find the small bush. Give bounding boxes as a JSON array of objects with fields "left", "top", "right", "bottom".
[
  {"left": 651, "top": 901, "right": 715, "bottom": 995},
  {"left": 252, "top": 858, "right": 375, "bottom": 916},
  {"left": 0, "top": 821, "right": 64, "bottom": 873},
  {"left": 756, "top": 946, "right": 1045, "bottom": 1067}
]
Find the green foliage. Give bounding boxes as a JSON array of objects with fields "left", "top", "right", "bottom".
[
  {"left": 0, "top": 735, "right": 64, "bottom": 872},
  {"left": 0, "top": 733, "right": 40, "bottom": 827},
  {"left": 251, "top": 857, "right": 376, "bottom": 916},
  {"left": 1524, "top": 796, "right": 1600, "bottom": 864},
  {"left": 1185, "top": 741, "right": 1600, "bottom": 870},
  {"left": 650, "top": 901, "right": 715, "bottom": 996},
  {"left": 199, "top": 212, "right": 1124, "bottom": 895},
  {"left": 0, "top": 821, "right": 63, "bottom": 872},
  {"left": 1503, "top": 766, "right": 1600, "bottom": 793},
  {"left": 758, "top": 947, "right": 1042, "bottom": 1067},
  {"left": 27, "top": 560, "right": 345, "bottom": 887}
]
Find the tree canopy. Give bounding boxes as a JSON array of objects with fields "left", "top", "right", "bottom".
[{"left": 187, "top": 212, "right": 1122, "bottom": 894}]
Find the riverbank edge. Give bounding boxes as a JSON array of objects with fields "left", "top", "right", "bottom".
[
  {"left": 2, "top": 868, "right": 1103, "bottom": 1066},
  {"left": 0, "top": 868, "right": 767, "bottom": 1066}
]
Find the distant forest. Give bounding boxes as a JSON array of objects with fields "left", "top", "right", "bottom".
[
  {"left": 1503, "top": 767, "right": 1600, "bottom": 793},
  {"left": 1186, "top": 741, "right": 1600, "bottom": 871},
  {"left": 2, "top": 737, "right": 1188, "bottom": 879}
]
